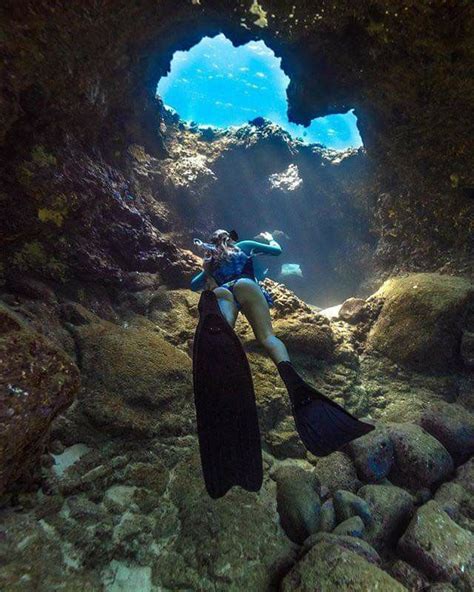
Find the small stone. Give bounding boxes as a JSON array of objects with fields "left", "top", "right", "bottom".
[
  {"left": 332, "top": 516, "right": 365, "bottom": 538},
  {"left": 345, "top": 427, "right": 394, "bottom": 483},
  {"left": 81, "top": 464, "right": 111, "bottom": 484},
  {"left": 333, "top": 490, "right": 372, "bottom": 527},
  {"left": 103, "top": 485, "right": 138, "bottom": 513},
  {"left": 274, "top": 465, "right": 321, "bottom": 544},
  {"left": 397, "top": 500, "right": 474, "bottom": 584},
  {"left": 319, "top": 499, "right": 336, "bottom": 532},
  {"left": 338, "top": 298, "right": 368, "bottom": 324},
  {"left": 387, "top": 423, "right": 454, "bottom": 491}
]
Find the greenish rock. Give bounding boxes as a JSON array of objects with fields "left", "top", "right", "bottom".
[
  {"left": 368, "top": 273, "right": 473, "bottom": 371},
  {"left": 389, "top": 559, "right": 429, "bottom": 592},
  {"left": 302, "top": 533, "right": 381, "bottom": 565},
  {"left": 281, "top": 541, "right": 407, "bottom": 591},
  {"left": 345, "top": 426, "right": 394, "bottom": 483},
  {"left": 359, "top": 484, "right": 414, "bottom": 552},
  {"left": 387, "top": 423, "right": 454, "bottom": 491},
  {"left": 434, "top": 482, "right": 471, "bottom": 524},
  {"left": 397, "top": 500, "right": 474, "bottom": 585},
  {"left": 333, "top": 490, "right": 372, "bottom": 527},
  {"left": 75, "top": 320, "right": 194, "bottom": 438},
  {"left": 319, "top": 499, "right": 336, "bottom": 533},
  {"left": 333, "top": 516, "right": 365, "bottom": 538},
  {"left": 103, "top": 485, "right": 139, "bottom": 514},
  {"left": 274, "top": 465, "right": 321, "bottom": 544},
  {"left": 154, "top": 449, "right": 295, "bottom": 592},
  {"left": 314, "top": 452, "right": 361, "bottom": 495},
  {"left": 419, "top": 402, "right": 474, "bottom": 465}
]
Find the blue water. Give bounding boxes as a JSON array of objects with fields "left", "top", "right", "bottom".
[{"left": 157, "top": 34, "right": 363, "bottom": 150}]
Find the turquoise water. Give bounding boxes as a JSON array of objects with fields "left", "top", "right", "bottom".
[{"left": 157, "top": 34, "right": 363, "bottom": 150}]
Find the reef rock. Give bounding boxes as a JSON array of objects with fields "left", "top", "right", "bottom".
[
  {"left": 0, "top": 303, "right": 79, "bottom": 493},
  {"left": 72, "top": 319, "right": 194, "bottom": 438},
  {"left": 359, "top": 484, "right": 415, "bottom": 553},
  {"left": 368, "top": 274, "right": 473, "bottom": 371},
  {"left": 418, "top": 402, "right": 474, "bottom": 465},
  {"left": 397, "top": 500, "right": 474, "bottom": 586},
  {"left": 281, "top": 541, "right": 406, "bottom": 591},
  {"left": 274, "top": 464, "right": 321, "bottom": 544},
  {"left": 387, "top": 423, "right": 454, "bottom": 491}
]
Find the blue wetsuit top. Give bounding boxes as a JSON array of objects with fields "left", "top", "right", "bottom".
[{"left": 190, "top": 240, "right": 282, "bottom": 308}]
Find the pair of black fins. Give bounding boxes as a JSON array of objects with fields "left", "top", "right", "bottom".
[{"left": 193, "top": 290, "right": 374, "bottom": 499}]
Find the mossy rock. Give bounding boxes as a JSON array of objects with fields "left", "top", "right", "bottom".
[
  {"left": 75, "top": 319, "right": 193, "bottom": 438},
  {"left": 398, "top": 500, "right": 474, "bottom": 585},
  {"left": 368, "top": 273, "right": 473, "bottom": 371},
  {"left": 281, "top": 540, "right": 407, "bottom": 591}
]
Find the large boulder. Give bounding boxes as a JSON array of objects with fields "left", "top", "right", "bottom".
[
  {"left": 0, "top": 303, "right": 80, "bottom": 493},
  {"left": 367, "top": 274, "right": 473, "bottom": 371},
  {"left": 386, "top": 423, "right": 454, "bottom": 491},
  {"left": 359, "top": 484, "right": 415, "bottom": 552},
  {"left": 418, "top": 403, "right": 474, "bottom": 465},
  {"left": 73, "top": 319, "right": 194, "bottom": 438},
  {"left": 281, "top": 541, "right": 407, "bottom": 591},
  {"left": 345, "top": 426, "right": 394, "bottom": 483},
  {"left": 397, "top": 501, "right": 474, "bottom": 586}
]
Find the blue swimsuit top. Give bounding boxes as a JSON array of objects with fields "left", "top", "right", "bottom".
[{"left": 208, "top": 248, "right": 255, "bottom": 286}]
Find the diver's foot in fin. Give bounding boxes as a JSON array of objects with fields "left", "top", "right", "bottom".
[{"left": 277, "top": 361, "right": 374, "bottom": 457}]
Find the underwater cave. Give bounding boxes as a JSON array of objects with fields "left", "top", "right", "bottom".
[
  {"left": 155, "top": 33, "right": 372, "bottom": 307},
  {"left": 0, "top": 1, "right": 473, "bottom": 590}
]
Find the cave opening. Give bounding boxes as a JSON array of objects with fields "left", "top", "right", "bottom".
[
  {"left": 156, "top": 34, "right": 362, "bottom": 150},
  {"left": 155, "top": 34, "right": 374, "bottom": 308}
]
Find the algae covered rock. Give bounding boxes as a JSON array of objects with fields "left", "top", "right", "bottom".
[
  {"left": 419, "top": 402, "right": 474, "bottom": 465},
  {"left": 75, "top": 319, "right": 193, "bottom": 438},
  {"left": 345, "top": 426, "right": 394, "bottom": 483},
  {"left": 273, "top": 315, "right": 335, "bottom": 360},
  {"left": 333, "top": 490, "right": 372, "bottom": 527},
  {"left": 281, "top": 540, "right": 407, "bottom": 591},
  {"left": 302, "top": 533, "right": 381, "bottom": 565},
  {"left": 397, "top": 500, "right": 474, "bottom": 585},
  {"left": 359, "top": 484, "right": 414, "bottom": 552},
  {"left": 313, "top": 451, "right": 361, "bottom": 494},
  {"left": 387, "top": 423, "right": 454, "bottom": 491},
  {"left": 0, "top": 302, "right": 80, "bottom": 493},
  {"left": 274, "top": 464, "right": 321, "bottom": 544},
  {"left": 368, "top": 273, "right": 473, "bottom": 371}
]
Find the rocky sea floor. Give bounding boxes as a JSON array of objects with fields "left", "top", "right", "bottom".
[{"left": 1, "top": 273, "right": 473, "bottom": 591}]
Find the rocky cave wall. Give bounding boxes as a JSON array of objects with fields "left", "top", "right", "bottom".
[
  {"left": 147, "top": 115, "right": 378, "bottom": 306},
  {"left": 1, "top": 0, "right": 473, "bottom": 297}
]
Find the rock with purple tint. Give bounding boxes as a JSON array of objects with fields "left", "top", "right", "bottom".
[
  {"left": 345, "top": 427, "right": 394, "bottom": 483},
  {"left": 419, "top": 402, "right": 474, "bottom": 465},
  {"left": 386, "top": 423, "right": 454, "bottom": 491},
  {"left": 397, "top": 501, "right": 474, "bottom": 585}
]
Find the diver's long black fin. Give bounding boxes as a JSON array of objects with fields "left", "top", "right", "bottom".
[
  {"left": 193, "top": 290, "right": 263, "bottom": 499},
  {"left": 277, "top": 361, "right": 374, "bottom": 457}
]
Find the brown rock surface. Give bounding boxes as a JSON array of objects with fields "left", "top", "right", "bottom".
[{"left": 0, "top": 303, "right": 79, "bottom": 493}]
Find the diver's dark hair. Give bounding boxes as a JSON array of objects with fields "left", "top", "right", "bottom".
[{"left": 203, "top": 229, "right": 239, "bottom": 272}]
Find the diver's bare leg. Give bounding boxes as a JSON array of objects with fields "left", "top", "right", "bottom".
[
  {"left": 233, "top": 279, "right": 290, "bottom": 365},
  {"left": 213, "top": 286, "right": 239, "bottom": 327}
]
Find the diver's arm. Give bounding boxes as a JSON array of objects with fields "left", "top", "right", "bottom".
[
  {"left": 191, "top": 270, "right": 207, "bottom": 291},
  {"left": 237, "top": 239, "right": 282, "bottom": 256}
]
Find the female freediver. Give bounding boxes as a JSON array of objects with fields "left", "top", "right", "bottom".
[{"left": 191, "top": 228, "right": 373, "bottom": 498}]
